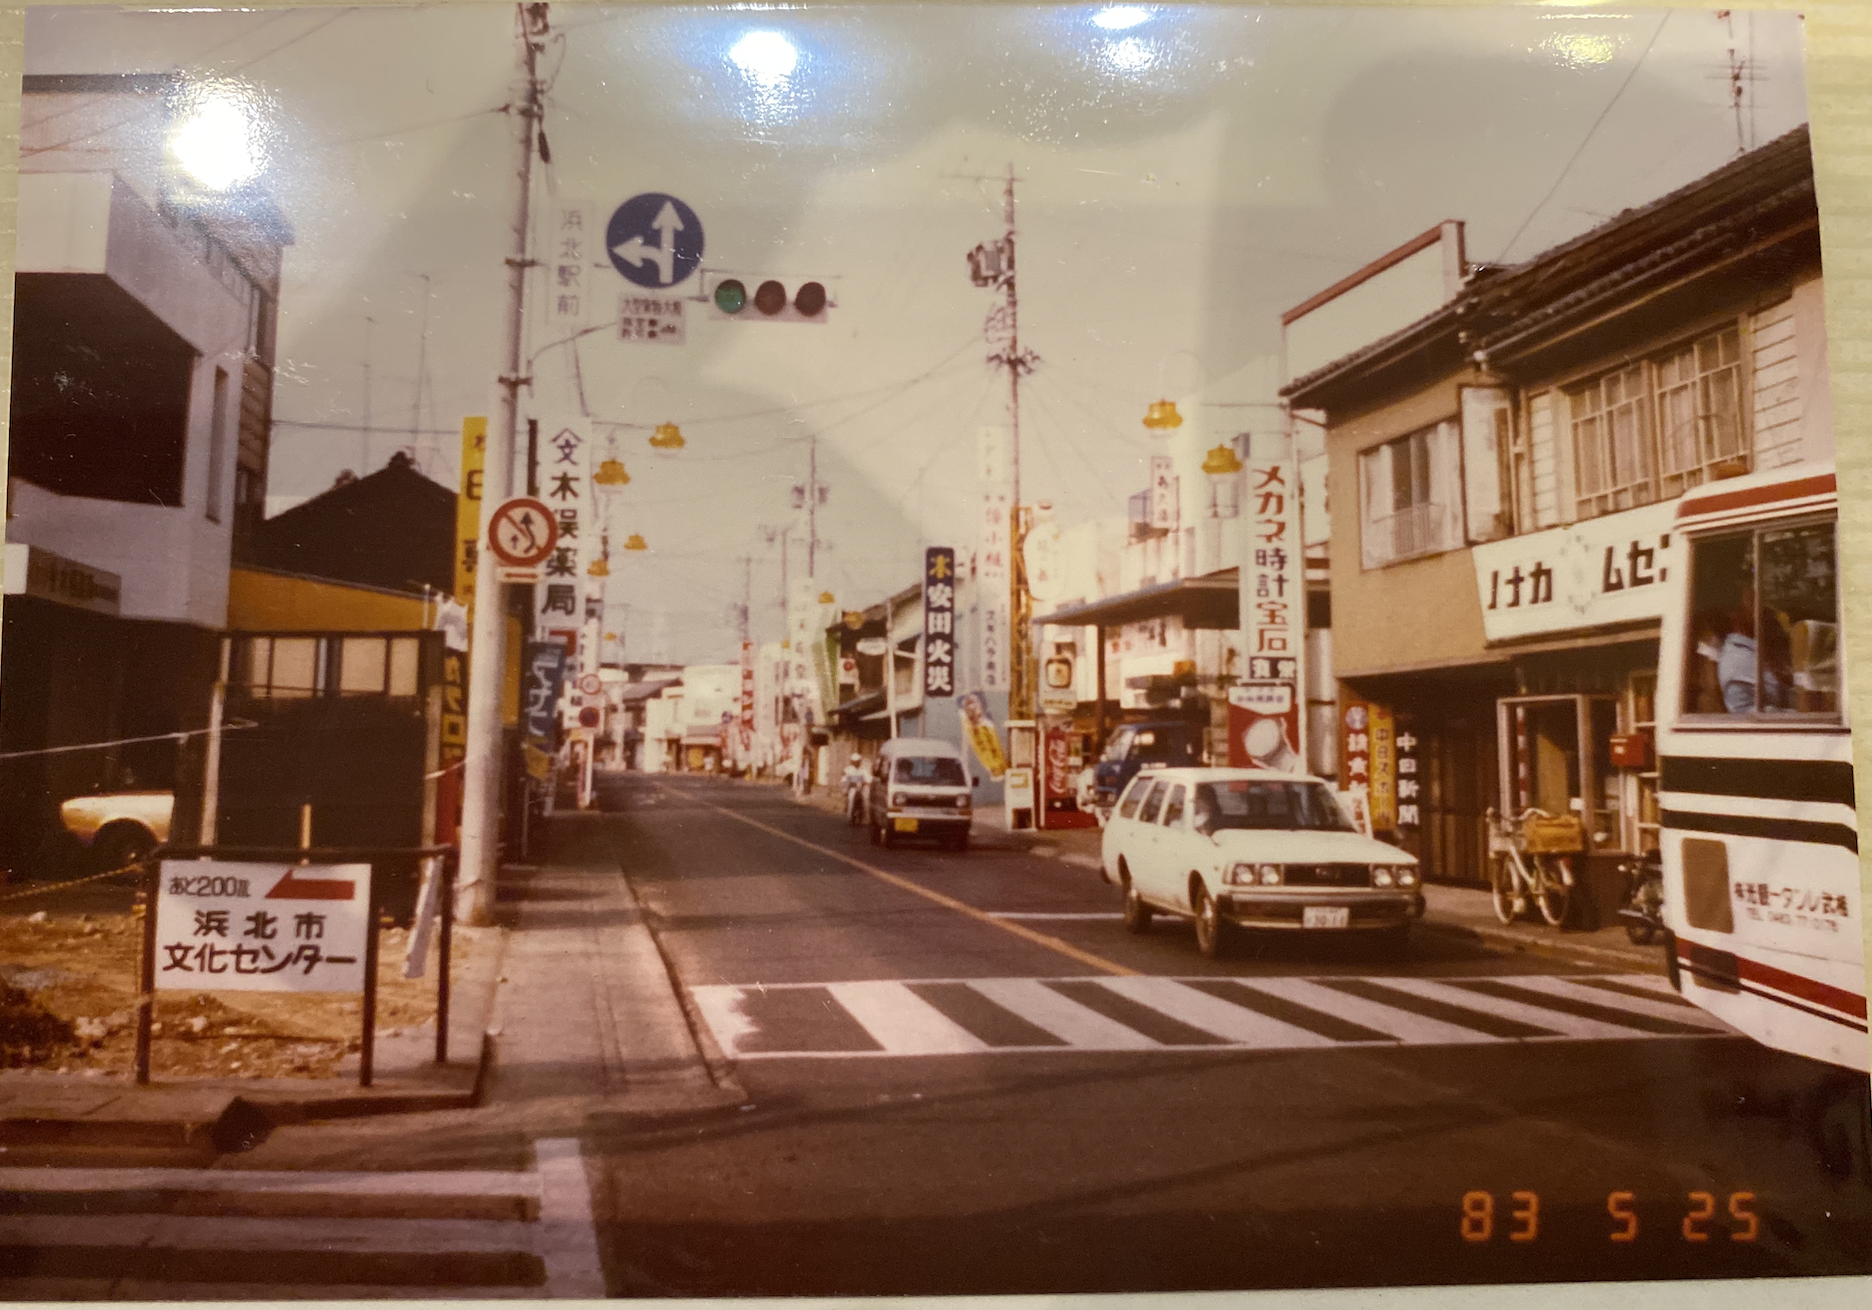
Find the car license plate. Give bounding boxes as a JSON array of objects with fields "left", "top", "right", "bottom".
[
  {"left": 1303, "top": 906, "right": 1350, "bottom": 929},
  {"left": 894, "top": 817, "right": 919, "bottom": 833}
]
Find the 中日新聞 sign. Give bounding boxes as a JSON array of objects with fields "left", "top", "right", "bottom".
[{"left": 154, "top": 861, "right": 372, "bottom": 994}]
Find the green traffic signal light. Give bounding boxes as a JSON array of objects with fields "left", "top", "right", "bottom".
[{"left": 714, "top": 279, "right": 747, "bottom": 314}]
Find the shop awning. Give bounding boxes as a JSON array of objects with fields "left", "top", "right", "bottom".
[
  {"left": 1038, "top": 569, "right": 1240, "bottom": 630},
  {"left": 830, "top": 689, "right": 886, "bottom": 724},
  {"left": 617, "top": 678, "right": 680, "bottom": 702}
]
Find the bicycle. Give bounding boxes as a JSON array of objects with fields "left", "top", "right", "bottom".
[{"left": 1484, "top": 806, "right": 1582, "bottom": 927}]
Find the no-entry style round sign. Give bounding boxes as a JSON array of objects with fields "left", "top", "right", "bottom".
[
  {"left": 487, "top": 497, "right": 558, "bottom": 568},
  {"left": 578, "top": 672, "right": 604, "bottom": 697}
]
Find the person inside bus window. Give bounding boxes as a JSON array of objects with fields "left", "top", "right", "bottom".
[
  {"left": 1718, "top": 586, "right": 1787, "bottom": 713},
  {"left": 1689, "top": 614, "right": 1728, "bottom": 714}
]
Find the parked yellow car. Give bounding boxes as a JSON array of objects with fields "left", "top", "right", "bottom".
[{"left": 58, "top": 791, "right": 172, "bottom": 873}]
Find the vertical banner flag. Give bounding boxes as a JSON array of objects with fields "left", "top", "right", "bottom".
[
  {"left": 978, "top": 427, "right": 1011, "bottom": 693},
  {"left": 959, "top": 690, "right": 1007, "bottom": 779},
  {"left": 1149, "top": 454, "right": 1178, "bottom": 531},
  {"left": 521, "top": 641, "right": 568, "bottom": 780},
  {"left": 738, "top": 641, "right": 756, "bottom": 765},
  {"left": 535, "top": 415, "right": 593, "bottom": 652},
  {"left": 550, "top": 200, "right": 591, "bottom": 330},
  {"left": 1230, "top": 435, "right": 1304, "bottom": 769},
  {"left": 923, "top": 547, "right": 956, "bottom": 697},
  {"left": 455, "top": 417, "right": 487, "bottom": 614}
]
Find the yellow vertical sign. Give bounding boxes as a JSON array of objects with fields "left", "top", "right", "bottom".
[
  {"left": 1369, "top": 704, "right": 1398, "bottom": 833},
  {"left": 455, "top": 417, "right": 487, "bottom": 613}
]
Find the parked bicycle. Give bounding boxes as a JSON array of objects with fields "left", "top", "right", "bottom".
[
  {"left": 1484, "top": 806, "right": 1583, "bottom": 927},
  {"left": 1617, "top": 850, "right": 1665, "bottom": 946}
]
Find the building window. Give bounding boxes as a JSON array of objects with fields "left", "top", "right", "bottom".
[
  {"left": 1569, "top": 325, "right": 1745, "bottom": 520},
  {"left": 1681, "top": 518, "right": 1839, "bottom": 721},
  {"left": 1357, "top": 420, "right": 1463, "bottom": 568}
]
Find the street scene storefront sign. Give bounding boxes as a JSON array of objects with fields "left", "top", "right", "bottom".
[
  {"left": 1231, "top": 437, "right": 1303, "bottom": 767},
  {"left": 2, "top": 543, "right": 121, "bottom": 616},
  {"left": 155, "top": 861, "right": 371, "bottom": 993},
  {"left": 521, "top": 640, "right": 568, "bottom": 780},
  {"left": 923, "top": 546, "right": 957, "bottom": 697},
  {"left": 1472, "top": 500, "right": 1677, "bottom": 643},
  {"left": 978, "top": 428, "right": 1011, "bottom": 693}
]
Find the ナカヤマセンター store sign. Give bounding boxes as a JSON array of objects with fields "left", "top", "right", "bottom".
[{"left": 1472, "top": 500, "right": 1678, "bottom": 643}]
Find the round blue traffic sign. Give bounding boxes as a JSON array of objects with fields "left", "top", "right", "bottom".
[{"left": 605, "top": 193, "right": 704, "bottom": 289}]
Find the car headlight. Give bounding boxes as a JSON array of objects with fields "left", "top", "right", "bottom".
[
  {"left": 1226, "top": 862, "right": 1254, "bottom": 886},
  {"left": 955, "top": 795, "right": 969, "bottom": 809},
  {"left": 1398, "top": 868, "right": 1419, "bottom": 888},
  {"left": 892, "top": 792, "right": 908, "bottom": 808},
  {"left": 1226, "top": 864, "right": 1284, "bottom": 887},
  {"left": 1258, "top": 864, "right": 1282, "bottom": 886},
  {"left": 1373, "top": 867, "right": 1395, "bottom": 887}
]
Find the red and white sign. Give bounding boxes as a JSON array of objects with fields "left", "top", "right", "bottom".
[
  {"left": 487, "top": 497, "right": 559, "bottom": 569},
  {"left": 154, "top": 861, "right": 372, "bottom": 994}
]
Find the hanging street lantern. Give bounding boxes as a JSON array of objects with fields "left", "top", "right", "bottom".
[
  {"left": 588, "top": 557, "right": 611, "bottom": 577},
  {"left": 623, "top": 533, "right": 648, "bottom": 551},
  {"left": 1142, "top": 399, "right": 1183, "bottom": 431},
  {"left": 650, "top": 422, "right": 685, "bottom": 451},
  {"left": 595, "top": 457, "right": 631, "bottom": 486},
  {"left": 818, "top": 590, "right": 835, "bottom": 605},
  {"left": 1201, "top": 443, "right": 1244, "bottom": 476},
  {"left": 842, "top": 610, "right": 864, "bottom": 630}
]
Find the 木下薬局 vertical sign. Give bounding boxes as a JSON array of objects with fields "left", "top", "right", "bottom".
[
  {"left": 155, "top": 862, "right": 371, "bottom": 993},
  {"left": 1230, "top": 435, "right": 1304, "bottom": 770},
  {"left": 535, "top": 415, "right": 593, "bottom": 653},
  {"left": 978, "top": 427, "right": 1011, "bottom": 693},
  {"left": 923, "top": 547, "right": 957, "bottom": 698}
]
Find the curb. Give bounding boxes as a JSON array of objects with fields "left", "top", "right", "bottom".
[{"left": 1416, "top": 916, "right": 1668, "bottom": 975}]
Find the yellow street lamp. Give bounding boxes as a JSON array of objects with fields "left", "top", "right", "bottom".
[
  {"left": 818, "top": 590, "right": 835, "bottom": 605},
  {"left": 1142, "top": 399, "right": 1183, "bottom": 431},
  {"left": 623, "top": 533, "right": 648, "bottom": 551},
  {"left": 649, "top": 422, "right": 686, "bottom": 451},
  {"left": 1201, "top": 443, "right": 1244, "bottom": 476},
  {"left": 588, "top": 557, "right": 611, "bottom": 577},
  {"left": 595, "top": 457, "right": 631, "bottom": 486}
]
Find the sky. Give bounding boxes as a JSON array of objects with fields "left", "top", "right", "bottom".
[{"left": 22, "top": 4, "right": 1815, "bottom": 664}]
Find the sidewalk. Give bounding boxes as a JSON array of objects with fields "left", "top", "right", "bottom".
[{"left": 1, "top": 907, "right": 506, "bottom": 1155}]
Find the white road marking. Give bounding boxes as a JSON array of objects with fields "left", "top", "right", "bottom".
[
  {"left": 1238, "top": 977, "right": 1495, "bottom": 1045},
  {"left": 989, "top": 911, "right": 1122, "bottom": 920},
  {"left": 1096, "top": 976, "right": 1338, "bottom": 1047},
  {"left": 533, "top": 1137, "right": 608, "bottom": 1299},
  {"left": 0, "top": 1212, "right": 536, "bottom": 1254},
  {"left": 1374, "top": 976, "right": 1661, "bottom": 1040},
  {"left": 0, "top": 1167, "right": 539, "bottom": 1196},
  {"left": 689, "top": 984, "right": 759, "bottom": 1055},
  {"left": 965, "top": 977, "right": 1158, "bottom": 1049},
  {"left": 828, "top": 981, "right": 992, "bottom": 1054},
  {"left": 1489, "top": 974, "right": 1733, "bottom": 1029}
]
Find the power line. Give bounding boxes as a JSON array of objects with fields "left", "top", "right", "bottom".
[{"left": 1496, "top": 11, "right": 1672, "bottom": 262}]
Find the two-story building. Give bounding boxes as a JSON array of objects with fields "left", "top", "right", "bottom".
[
  {"left": 1283, "top": 127, "right": 1830, "bottom": 921},
  {"left": 3, "top": 73, "right": 290, "bottom": 872}
]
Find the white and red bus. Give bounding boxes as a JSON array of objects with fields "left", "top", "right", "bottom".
[{"left": 1656, "top": 463, "right": 1867, "bottom": 1072}]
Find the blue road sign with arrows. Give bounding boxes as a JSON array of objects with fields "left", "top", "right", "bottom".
[{"left": 606, "top": 193, "right": 703, "bottom": 289}]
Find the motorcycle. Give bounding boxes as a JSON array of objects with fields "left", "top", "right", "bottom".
[{"left": 1616, "top": 851, "right": 1665, "bottom": 946}]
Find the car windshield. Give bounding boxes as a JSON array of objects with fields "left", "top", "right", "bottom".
[
  {"left": 1100, "top": 729, "right": 1133, "bottom": 763},
  {"left": 894, "top": 756, "right": 966, "bottom": 786},
  {"left": 1192, "top": 780, "right": 1355, "bottom": 833}
]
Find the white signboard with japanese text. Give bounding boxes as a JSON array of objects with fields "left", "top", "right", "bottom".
[
  {"left": 620, "top": 293, "right": 687, "bottom": 344},
  {"left": 1472, "top": 500, "right": 1678, "bottom": 643},
  {"left": 978, "top": 427, "right": 1011, "bottom": 693},
  {"left": 534, "top": 414, "right": 596, "bottom": 650},
  {"left": 155, "top": 862, "right": 371, "bottom": 993},
  {"left": 1232, "top": 437, "right": 1304, "bottom": 767},
  {"left": 1149, "top": 454, "right": 1178, "bottom": 532}
]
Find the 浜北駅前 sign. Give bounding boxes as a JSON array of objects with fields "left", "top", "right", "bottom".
[{"left": 154, "top": 862, "right": 372, "bottom": 993}]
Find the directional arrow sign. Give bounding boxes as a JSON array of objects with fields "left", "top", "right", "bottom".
[
  {"left": 154, "top": 861, "right": 372, "bottom": 994},
  {"left": 606, "top": 193, "right": 703, "bottom": 289}
]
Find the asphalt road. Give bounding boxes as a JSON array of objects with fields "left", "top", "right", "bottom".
[{"left": 590, "top": 773, "right": 1872, "bottom": 1296}]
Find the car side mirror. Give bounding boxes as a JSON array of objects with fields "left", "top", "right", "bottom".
[{"left": 972, "top": 775, "right": 981, "bottom": 788}]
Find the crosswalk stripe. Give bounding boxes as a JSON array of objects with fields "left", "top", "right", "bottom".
[
  {"left": 1493, "top": 975, "right": 1730, "bottom": 1029},
  {"left": 0, "top": 1167, "right": 539, "bottom": 1197},
  {"left": 827, "top": 982, "right": 993, "bottom": 1054},
  {"left": 0, "top": 1212, "right": 537, "bottom": 1255},
  {"left": 0, "top": 1279, "right": 540, "bottom": 1300},
  {"left": 1236, "top": 977, "right": 1497, "bottom": 1045},
  {"left": 1095, "top": 976, "right": 1338, "bottom": 1048},
  {"left": 685, "top": 973, "right": 1734, "bottom": 1059},
  {"left": 966, "top": 978, "right": 1159, "bottom": 1050},
  {"left": 1376, "top": 977, "right": 1660, "bottom": 1040}
]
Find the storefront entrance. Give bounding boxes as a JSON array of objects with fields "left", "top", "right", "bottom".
[{"left": 1496, "top": 694, "right": 1619, "bottom": 851}]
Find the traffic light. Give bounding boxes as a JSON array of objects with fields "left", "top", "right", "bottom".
[{"left": 704, "top": 272, "right": 835, "bottom": 323}]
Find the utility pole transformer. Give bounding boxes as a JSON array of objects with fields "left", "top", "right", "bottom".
[{"left": 459, "top": 2, "right": 547, "bottom": 926}]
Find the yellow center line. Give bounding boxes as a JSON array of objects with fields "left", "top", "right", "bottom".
[{"left": 697, "top": 798, "right": 1139, "bottom": 978}]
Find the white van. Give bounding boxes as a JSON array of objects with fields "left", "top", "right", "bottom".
[{"left": 865, "top": 737, "right": 974, "bottom": 852}]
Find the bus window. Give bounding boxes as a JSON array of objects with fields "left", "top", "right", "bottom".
[{"left": 1682, "top": 520, "right": 1838, "bottom": 718}]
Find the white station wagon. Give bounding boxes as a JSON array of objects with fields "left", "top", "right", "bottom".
[{"left": 1100, "top": 767, "right": 1423, "bottom": 957}]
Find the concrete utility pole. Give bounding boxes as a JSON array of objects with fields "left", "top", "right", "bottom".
[
  {"left": 459, "top": 1, "right": 547, "bottom": 926},
  {"left": 409, "top": 273, "right": 432, "bottom": 469}
]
